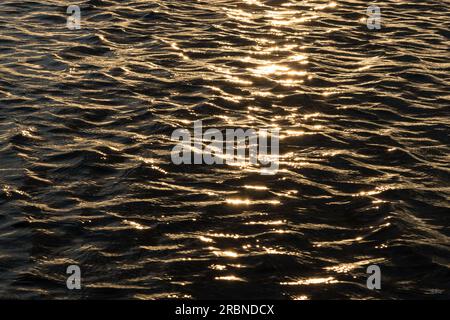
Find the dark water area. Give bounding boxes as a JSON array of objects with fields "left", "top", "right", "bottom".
[{"left": 0, "top": 0, "right": 449, "bottom": 299}]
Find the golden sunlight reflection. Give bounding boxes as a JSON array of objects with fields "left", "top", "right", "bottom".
[
  {"left": 205, "top": 232, "right": 242, "bottom": 239},
  {"left": 252, "top": 44, "right": 299, "bottom": 55},
  {"left": 314, "top": 1, "right": 338, "bottom": 10},
  {"left": 243, "top": 185, "right": 268, "bottom": 191},
  {"left": 251, "top": 64, "right": 289, "bottom": 76},
  {"left": 266, "top": 10, "right": 318, "bottom": 26},
  {"left": 325, "top": 258, "right": 385, "bottom": 274},
  {"left": 226, "top": 198, "right": 252, "bottom": 205},
  {"left": 215, "top": 276, "right": 246, "bottom": 282},
  {"left": 289, "top": 54, "right": 308, "bottom": 63},
  {"left": 122, "top": 220, "right": 149, "bottom": 230},
  {"left": 243, "top": 0, "right": 264, "bottom": 6},
  {"left": 250, "top": 64, "right": 308, "bottom": 78},
  {"left": 199, "top": 236, "right": 214, "bottom": 243},
  {"left": 210, "top": 264, "right": 227, "bottom": 271},
  {"left": 272, "top": 190, "right": 298, "bottom": 199},
  {"left": 314, "top": 236, "right": 364, "bottom": 248},
  {"left": 281, "top": 277, "right": 338, "bottom": 286},
  {"left": 210, "top": 248, "right": 239, "bottom": 258},
  {"left": 224, "top": 8, "right": 254, "bottom": 23},
  {"left": 226, "top": 198, "right": 281, "bottom": 205},
  {"left": 237, "top": 7, "right": 311, "bottom": 87},
  {"left": 293, "top": 295, "right": 309, "bottom": 300},
  {"left": 278, "top": 79, "right": 304, "bottom": 87},
  {"left": 353, "top": 185, "right": 394, "bottom": 197},
  {"left": 246, "top": 220, "right": 286, "bottom": 225}
]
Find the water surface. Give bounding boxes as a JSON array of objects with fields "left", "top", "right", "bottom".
[{"left": 0, "top": 0, "right": 449, "bottom": 299}]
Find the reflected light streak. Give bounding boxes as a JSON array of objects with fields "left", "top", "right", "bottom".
[
  {"left": 281, "top": 277, "right": 338, "bottom": 286},
  {"left": 215, "top": 276, "right": 245, "bottom": 282},
  {"left": 226, "top": 198, "right": 281, "bottom": 205}
]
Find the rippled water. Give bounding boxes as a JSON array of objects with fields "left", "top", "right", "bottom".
[{"left": 0, "top": 0, "right": 449, "bottom": 299}]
